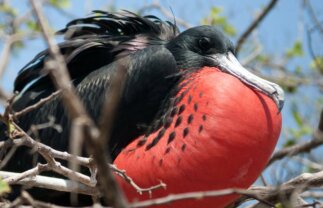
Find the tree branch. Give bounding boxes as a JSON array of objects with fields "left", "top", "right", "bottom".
[
  {"left": 29, "top": 1, "right": 128, "bottom": 207},
  {"left": 138, "top": 0, "right": 191, "bottom": 29},
  {"left": 13, "top": 90, "right": 61, "bottom": 118},
  {"left": 129, "top": 188, "right": 274, "bottom": 208},
  {"left": 0, "top": 170, "right": 98, "bottom": 196},
  {"left": 236, "top": 0, "right": 279, "bottom": 54},
  {"left": 267, "top": 109, "right": 323, "bottom": 166}
]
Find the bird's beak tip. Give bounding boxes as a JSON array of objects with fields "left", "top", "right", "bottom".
[{"left": 277, "top": 99, "right": 284, "bottom": 114}]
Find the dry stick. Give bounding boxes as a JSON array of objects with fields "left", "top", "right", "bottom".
[
  {"left": 0, "top": 145, "right": 18, "bottom": 169},
  {"left": 0, "top": 170, "right": 98, "bottom": 196},
  {"left": 138, "top": 1, "right": 191, "bottom": 29},
  {"left": 236, "top": 0, "right": 279, "bottom": 54},
  {"left": 0, "top": 137, "right": 165, "bottom": 196},
  {"left": 0, "top": 126, "right": 166, "bottom": 195},
  {"left": 29, "top": 1, "right": 128, "bottom": 207},
  {"left": 69, "top": 118, "right": 87, "bottom": 205},
  {"left": 98, "top": 62, "right": 127, "bottom": 152},
  {"left": 0, "top": 36, "right": 13, "bottom": 81},
  {"left": 12, "top": 123, "right": 94, "bottom": 187},
  {"left": 130, "top": 169, "right": 323, "bottom": 208},
  {"left": 0, "top": 88, "right": 9, "bottom": 102},
  {"left": 248, "top": 170, "right": 323, "bottom": 208},
  {"left": 130, "top": 188, "right": 274, "bottom": 208},
  {"left": 307, "top": 26, "right": 323, "bottom": 77},
  {"left": 267, "top": 109, "right": 323, "bottom": 167},
  {"left": 13, "top": 90, "right": 61, "bottom": 118},
  {"left": 111, "top": 164, "right": 166, "bottom": 195},
  {"left": 20, "top": 191, "right": 67, "bottom": 208},
  {"left": 4, "top": 163, "right": 49, "bottom": 184},
  {"left": 91, "top": 61, "right": 129, "bottom": 204},
  {"left": 0, "top": 138, "right": 90, "bottom": 167},
  {"left": 306, "top": 0, "right": 323, "bottom": 38}
]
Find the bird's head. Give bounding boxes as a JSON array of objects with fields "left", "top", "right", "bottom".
[{"left": 167, "top": 25, "right": 284, "bottom": 112}]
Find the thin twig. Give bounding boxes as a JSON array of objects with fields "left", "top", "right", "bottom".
[
  {"left": 0, "top": 37, "right": 12, "bottom": 81},
  {"left": 248, "top": 170, "right": 323, "bottom": 207},
  {"left": 111, "top": 164, "right": 166, "bottom": 196},
  {"left": 13, "top": 90, "right": 61, "bottom": 118},
  {"left": 20, "top": 191, "right": 68, "bottom": 208},
  {"left": 4, "top": 163, "right": 49, "bottom": 184},
  {"left": 130, "top": 188, "right": 274, "bottom": 208},
  {"left": 306, "top": 0, "right": 323, "bottom": 39},
  {"left": 12, "top": 123, "right": 95, "bottom": 187},
  {"left": 0, "top": 171, "right": 100, "bottom": 196},
  {"left": 267, "top": 110, "right": 323, "bottom": 166},
  {"left": 29, "top": 1, "right": 128, "bottom": 207},
  {"left": 99, "top": 62, "right": 127, "bottom": 151},
  {"left": 138, "top": 1, "right": 191, "bottom": 29},
  {"left": 236, "top": 0, "right": 279, "bottom": 54}
]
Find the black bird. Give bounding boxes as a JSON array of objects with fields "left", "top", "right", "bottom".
[{"left": 0, "top": 11, "right": 284, "bottom": 207}]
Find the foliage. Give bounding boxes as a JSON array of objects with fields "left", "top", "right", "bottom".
[
  {"left": 201, "top": 7, "right": 236, "bottom": 36},
  {"left": 0, "top": 178, "right": 10, "bottom": 196},
  {"left": 285, "top": 40, "right": 304, "bottom": 58}
]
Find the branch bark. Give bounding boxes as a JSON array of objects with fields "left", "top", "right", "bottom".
[
  {"left": 267, "top": 109, "right": 323, "bottom": 166},
  {"left": 29, "top": 1, "right": 128, "bottom": 207},
  {"left": 236, "top": 0, "right": 279, "bottom": 54}
]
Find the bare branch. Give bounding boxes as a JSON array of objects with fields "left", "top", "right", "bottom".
[
  {"left": 29, "top": 0, "right": 128, "bottom": 206},
  {"left": 99, "top": 63, "right": 127, "bottom": 150},
  {"left": 267, "top": 110, "right": 323, "bottom": 166},
  {"left": 0, "top": 132, "right": 166, "bottom": 195},
  {"left": 129, "top": 188, "right": 274, "bottom": 208},
  {"left": 111, "top": 164, "right": 166, "bottom": 196},
  {"left": 0, "top": 37, "right": 12, "bottom": 81},
  {"left": 236, "top": 0, "right": 279, "bottom": 54},
  {"left": 138, "top": 1, "right": 191, "bottom": 29},
  {"left": 18, "top": 191, "right": 68, "bottom": 208},
  {"left": 306, "top": 0, "right": 323, "bottom": 39},
  {"left": 247, "top": 170, "right": 323, "bottom": 207},
  {"left": 0, "top": 171, "right": 97, "bottom": 196},
  {"left": 11, "top": 123, "right": 95, "bottom": 187},
  {"left": 13, "top": 90, "right": 61, "bottom": 118}
]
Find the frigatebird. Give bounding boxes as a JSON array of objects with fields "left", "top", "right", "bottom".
[{"left": 0, "top": 11, "right": 284, "bottom": 207}]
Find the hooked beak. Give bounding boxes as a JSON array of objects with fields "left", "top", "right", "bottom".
[{"left": 210, "top": 52, "right": 284, "bottom": 112}]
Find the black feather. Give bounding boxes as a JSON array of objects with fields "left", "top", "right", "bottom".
[{"left": 14, "top": 10, "right": 179, "bottom": 96}]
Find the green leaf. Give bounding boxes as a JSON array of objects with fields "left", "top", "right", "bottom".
[
  {"left": 283, "top": 139, "right": 296, "bottom": 147},
  {"left": 310, "top": 56, "right": 323, "bottom": 74},
  {"left": 275, "top": 203, "right": 283, "bottom": 208},
  {"left": 0, "top": 4, "right": 17, "bottom": 16},
  {"left": 295, "top": 66, "right": 302, "bottom": 74},
  {"left": 26, "top": 20, "right": 41, "bottom": 31},
  {"left": 0, "top": 178, "right": 10, "bottom": 196},
  {"left": 255, "top": 54, "right": 269, "bottom": 64},
  {"left": 286, "top": 41, "right": 304, "bottom": 58},
  {"left": 49, "top": 0, "right": 70, "bottom": 8},
  {"left": 291, "top": 105, "right": 303, "bottom": 127},
  {"left": 8, "top": 121, "right": 16, "bottom": 137},
  {"left": 202, "top": 7, "right": 236, "bottom": 36}
]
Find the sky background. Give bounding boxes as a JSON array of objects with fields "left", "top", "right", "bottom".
[{"left": 0, "top": 0, "right": 322, "bottom": 196}]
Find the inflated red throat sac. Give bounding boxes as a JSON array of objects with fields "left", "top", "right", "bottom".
[{"left": 115, "top": 68, "right": 282, "bottom": 208}]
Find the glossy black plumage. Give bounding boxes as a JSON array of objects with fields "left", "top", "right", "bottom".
[{"left": 14, "top": 10, "right": 179, "bottom": 98}]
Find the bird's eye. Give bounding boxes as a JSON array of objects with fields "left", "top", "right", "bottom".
[{"left": 198, "top": 37, "right": 211, "bottom": 51}]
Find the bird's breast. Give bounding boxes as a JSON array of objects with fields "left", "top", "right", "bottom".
[{"left": 114, "top": 66, "right": 282, "bottom": 207}]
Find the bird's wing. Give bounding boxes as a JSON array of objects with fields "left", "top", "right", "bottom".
[
  {"left": 14, "top": 10, "right": 179, "bottom": 95},
  {"left": 12, "top": 46, "right": 179, "bottom": 160}
]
